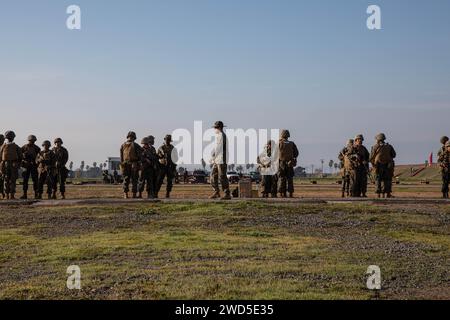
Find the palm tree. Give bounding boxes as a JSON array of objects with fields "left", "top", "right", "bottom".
[
  {"left": 69, "top": 161, "right": 73, "bottom": 171},
  {"left": 201, "top": 158, "right": 206, "bottom": 171},
  {"left": 328, "top": 160, "right": 334, "bottom": 174},
  {"left": 334, "top": 162, "right": 339, "bottom": 174},
  {"left": 80, "top": 161, "right": 85, "bottom": 172}
]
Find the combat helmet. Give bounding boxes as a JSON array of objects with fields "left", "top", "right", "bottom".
[
  {"left": 141, "top": 137, "right": 150, "bottom": 144},
  {"left": 54, "top": 137, "right": 63, "bottom": 144},
  {"left": 127, "top": 131, "right": 137, "bottom": 140},
  {"left": 28, "top": 135, "right": 37, "bottom": 142},
  {"left": 5, "top": 131, "right": 16, "bottom": 140},
  {"left": 213, "top": 121, "right": 226, "bottom": 129},
  {"left": 347, "top": 139, "right": 354, "bottom": 146},
  {"left": 440, "top": 136, "right": 449, "bottom": 145},
  {"left": 164, "top": 134, "right": 172, "bottom": 142},
  {"left": 42, "top": 140, "right": 51, "bottom": 147},
  {"left": 446, "top": 141, "right": 450, "bottom": 148},
  {"left": 354, "top": 134, "right": 364, "bottom": 141},
  {"left": 280, "top": 129, "right": 290, "bottom": 139},
  {"left": 375, "top": 133, "right": 386, "bottom": 141}
]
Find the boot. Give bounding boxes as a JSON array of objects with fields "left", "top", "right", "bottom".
[
  {"left": 341, "top": 191, "right": 345, "bottom": 198},
  {"left": 132, "top": 192, "right": 137, "bottom": 199},
  {"left": 271, "top": 193, "right": 277, "bottom": 198},
  {"left": 61, "top": 193, "right": 66, "bottom": 200},
  {"left": 20, "top": 192, "right": 27, "bottom": 200},
  {"left": 34, "top": 192, "right": 39, "bottom": 199},
  {"left": 124, "top": 192, "right": 129, "bottom": 199},
  {"left": 362, "top": 193, "right": 367, "bottom": 198},
  {"left": 377, "top": 193, "right": 381, "bottom": 198},
  {"left": 281, "top": 192, "right": 287, "bottom": 198},
  {"left": 48, "top": 193, "right": 52, "bottom": 200},
  {"left": 10, "top": 193, "right": 15, "bottom": 200},
  {"left": 288, "top": 192, "right": 294, "bottom": 198},
  {"left": 147, "top": 192, "right": 154, "bottom": 199},
  {"left": 386, "top": 193, "right": 393, "bottom": 198},
  {"left": 51, "top": 192, "right": 57, "bottom": 200},
  {"left": 138, "top": 192, "right": 142, "bottom": 199},
  {"left": 165, "top": 191, "right": 170, "bottom": 199},
  {"left": 221, "top": 192, "right": 231, "bottom": 200},
  {"left": 36, "top": 193, "right": 42, "bottom": 200},
  {"left": 6, "top": 194, "right": 10, "bottom": 200},
  {"left": 209, "top": 191, "right": 220, "bottom": 199}
]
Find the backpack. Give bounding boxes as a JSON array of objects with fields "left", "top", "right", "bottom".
[
  {"left": 122, "top": 142, "right": 138, "bottom": 162},
  {"left": 1, "top": 143, "right": 19, "bottom": 161},
  {"left": 279, "top": 141, "right": 294, "bottom": 161},
  {"left": 374, "top": 144, "right": 393, "bottom": 165}
]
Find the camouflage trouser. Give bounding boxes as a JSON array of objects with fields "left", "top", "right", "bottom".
[
  {"left": 260, "top": 174, "right": 277, "bottom": 197},
  {"left": 22, "top": 165, "right": 39, "bottom": 194},
  {"left": 375, "top": 164, "right": 393, "bottom": 194},
  {"left": 442, "top": 170, "right": 449, "bottom": 195},
  {"left": 342, "top": 173, "right": 351, "bottom": 195},
  {"left": 122, "top": 162, "right": 140, "bottom": 194},
  {"left": 157, "top": 166, "right": 175, "bottom": 195},
  {"left": 350, "top": 166, "right": 367, "bottom": 197},
  {"left": 210, "top": 164, "right": 230, "bottom": 194},
  {"left": 53, "top": 167, "right": 68, "bottom": 194},
  {"left": 277, "top": 161, "right": 294, "bottom": 194},
  {"left": 139, "top": 167, "right": 158, "bottom": 197},
  {"left": 38, "top": 167, "right": 54, "bottom": 196},
  {"left": 0, "top": 175, "right": 4, "bottom": 196},
  {"left": 1, "top": 161, "right": 19, "bottom": 195}
]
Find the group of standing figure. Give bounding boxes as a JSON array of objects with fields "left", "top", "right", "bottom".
[
  {"left": 339, "top": 133, "right": 396, "bottom": 198},
  {"left": 120, "top": 132, "right": 178, "bottom": 199},
  {"left": 0, "top": 131, "right": 69, "bottom": 200},
  {"left": 437, "top": 136, "right": 450, "bottom": 199}
]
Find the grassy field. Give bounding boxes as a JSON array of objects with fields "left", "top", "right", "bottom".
[{"left": 0, "top": 200, "right": 448, "bottom": 300}]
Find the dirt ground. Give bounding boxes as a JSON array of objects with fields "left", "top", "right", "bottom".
[{"left": 29, "top": 181, "right": 446, "bottom": 200}]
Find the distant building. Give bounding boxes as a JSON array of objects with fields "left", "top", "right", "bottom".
[{"left": 107, "top": 157, "right": 121, "bottom": 174}]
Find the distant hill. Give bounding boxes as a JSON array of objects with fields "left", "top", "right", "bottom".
[{"left": 394, "top": 164, "right": 441, "bottom": 181}]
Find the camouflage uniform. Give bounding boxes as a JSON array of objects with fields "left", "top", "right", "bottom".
[
  {"left": 52, "top": 138, "right": 69, "bottom": 199},
  {"left": 370, "top": 133, "right": 396, "bottom": 198},
  {"left": 0, "top": 131, "right": 23, "bottom": 199},
  {"left": 120, "top": 132, "right": 142, "bottom": 198},
  {"left": 438, "top": 138, "right": 450, "bottom": 198},
  {"left": 349, "top": 134, "right": 369, "bottom": 197},
  {"left": 277, "top": 130, "right": 299, "bottom": 198},
  {"left": 21, "top": 135, "right": 41, "bottom": 199},
  {"left": 338, "top": 139, "right": 354, "bottom": 198},
  {"left": 156, "top": 135, "right": 177, "bottom": 198},
  {"left": 209, "top": 122, "right": 231, "bottom": 200},
  {"left": 0, "top": 134, "right": 4, "bottom": 198},
  {"left": 139, "top": 136, "right": 159, "bottom": 198},
  {"left": 257, "top": 141, "right": 277, "bottom": 198},
  {"left": 36, "top": 141, "right": 56, "bottom": 199}
]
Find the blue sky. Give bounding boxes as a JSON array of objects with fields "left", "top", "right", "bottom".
[{"left": 0, "top": 0, "right": 449, "bottom": 168}]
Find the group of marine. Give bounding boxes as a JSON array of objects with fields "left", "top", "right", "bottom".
[
  {"left": 0, "top": 131, "right": 69, "bottom": 200},
  {"left": 1, "top": 124, "right": 449, "bottom": 201},
  {"left": 337, "top": 134, "right": 450, "bottom": 199}
]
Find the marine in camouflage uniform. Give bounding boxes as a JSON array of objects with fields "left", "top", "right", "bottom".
[
  {"left": 52, "top": 138, "right": 69, "bottom": 199},
  {"left": 0, "top": 134, "right": 4, "bottom": 199},
  {"left": 156, "top": 134, "right": 178, "bottom": 198},
  {"left": 0, "top": 131, "right": 23, "bottom": 199},
  {"left": 257, "top": 140, "right": 278, "bottom": 198},
  {"left": 209, "top": 121, "right": 231, "bottom": 200},
  {"left": 139, "top": 136, "right": 159, "bottom": 199},
  {"left": 349, "top": 134, "right": 370, "bottom": 197},
  {"left": 370, "top": 133, "right": 397, "bottom": 198},
  {"left": 338, "top": 139, "right": 354, "bottom": 198},
  {"left": 277, "top": 129, "right": 299, "bottom": 198},
  {"left": 20, "top": 135, "right": 41, "bottom": 199},
  {"left": 437, "top": 137, "right": 450, "bottom": 199},
  {"left": 120, "top": 131, "right": 142, "bottom": 199},
  {"left": 36, "top": 140, "right": 56, "bottom": 199}
]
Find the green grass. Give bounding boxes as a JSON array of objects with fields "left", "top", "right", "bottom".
[{"left": 0, "top": 202, "right": 448, "bottom": 300}]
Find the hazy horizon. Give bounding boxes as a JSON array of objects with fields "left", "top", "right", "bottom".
[{"left": 1, "top": 0, "right": 449, "bottom": 169}]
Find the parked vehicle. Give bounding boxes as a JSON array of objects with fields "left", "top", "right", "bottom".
[
  {"left": 189, "top": 170, "right": 208, "bottom": 184},
  {"left": 227, "top": 171, "right": 240, "bottom": 184}
]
